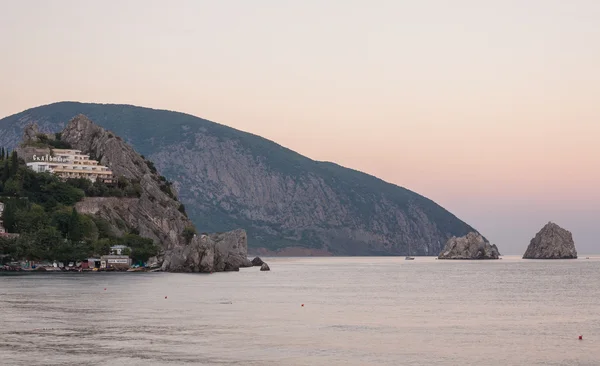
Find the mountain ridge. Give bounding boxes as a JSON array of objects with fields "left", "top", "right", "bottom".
[{"left": 0, "top": 101, "right": 477, "bottom": 255}]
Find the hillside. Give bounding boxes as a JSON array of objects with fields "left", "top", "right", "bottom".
[{"left": 0, "top": 102, "right": 477, "bottom": 255}]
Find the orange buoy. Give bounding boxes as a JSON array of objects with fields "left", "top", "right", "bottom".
[{"left": 579, "top": 335, "right": 583, "bottom": 340}]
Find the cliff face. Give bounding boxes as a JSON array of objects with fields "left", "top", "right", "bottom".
[
  {"left": 0, "top": 102, "right": 478, "bottom": 256},
  {"left": 61, "top": 115, "right": 188, "bottom": 250},
  {"left": 56, "top": 115, "right": 249, "bottom": 272},
  {"left": 438, "top": 232, "right": 500, "bottom": 260},
  {"left": 523, "top": 222, "right": 577, "bottom": 259}
]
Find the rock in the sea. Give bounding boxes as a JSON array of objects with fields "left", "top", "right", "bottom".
[
  {"left": 251, "top": 256, "right": 264, "bottom": 266},
  {"left": 161, "top": 229, "right": 250, "bottom": 273},
  {"left": 438, "top": 232, "right": 500, "bottom": 260},
  {"left": 523, "top": 222, "right": 577, "bottom": 259},
  {"left": 260, "top": 263, "right": 270, "bottom": 271}
]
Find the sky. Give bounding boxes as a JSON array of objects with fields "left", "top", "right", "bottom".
[{"left": 1, "top": 0, "right": 599, "bottom": 254}]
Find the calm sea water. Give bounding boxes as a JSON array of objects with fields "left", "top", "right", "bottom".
[{"left": 1, "top": 256, "right": 600, "bottom": 365}]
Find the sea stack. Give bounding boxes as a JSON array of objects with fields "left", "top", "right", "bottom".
[
  {"left": 523, "top": 222, "right": 577, "bottom": 259},
  {"left": 438, "top": 232, "right": 500, "bottom": 260}
]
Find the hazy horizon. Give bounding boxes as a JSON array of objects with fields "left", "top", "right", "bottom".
[{"left": 1, "top": 1, "right": 599, "bottom": 254}]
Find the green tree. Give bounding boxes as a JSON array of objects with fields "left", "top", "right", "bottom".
[
  {"left": 2, "top": 199, "right": 18, "bottom": 232},
  {"left": 51, "top": 207, "right": 72, "bottom": 237},
  {"left": 1, "top": 160, "right": 8, "bottom": 184},
  {"left": 68, "top": 207, "right": 82, "bottom": 242},
  {"left": 52, "top": 240, "right": 91, "bottom": 264},
  {"left": 30, "top": 226, "right": 63, "bottom": 260},
  {"left": 13, "top": 203, "right": 49, "bottom": 233},
  {"left": 182, "top": 225, "right": 197, "bottom": 244},
  {"left": 10, "top": 151, "right": 18, "bottom": 175},
  {"left": 92, "top": 238, "right": 112, "bottom": 256},
  {"left": 122, "top": 234, "right": 159, "bottom": 264},
  {"left": 79, "top": 214, "right": 99, "bottom": 241}
]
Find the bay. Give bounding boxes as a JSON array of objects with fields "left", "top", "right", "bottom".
[{"left": 1, "top": 256, "right": 599, "bottom": 365}]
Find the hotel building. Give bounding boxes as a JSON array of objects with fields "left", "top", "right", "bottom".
[{"left": 26, "top": 149, "right": 114, "bottom": 183}]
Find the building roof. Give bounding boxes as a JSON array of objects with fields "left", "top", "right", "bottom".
[{"left": 110, "top": 245, "right": 128, "bottom": 249}]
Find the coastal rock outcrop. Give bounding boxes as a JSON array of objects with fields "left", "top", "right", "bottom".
[
  {"left": 160, "top": 229, "right": 250, "bottom": 272},
  {"left": 438, "top": 232, "right": 500, "bottom": 260},
  {"left": 57, "top": 115, "right": 250, "bottom": 272},
  {"left": 251, "top": 257, "right": 264, "bottom": 266},
  {"left": 63, "top": 115, "right": 191, "bottom": 250},
  {"left": 260, "top": 263, "right": 270, "bottom": 271},
  {"left": 523, "top": 222, "right": 577, "bottom": 259}
]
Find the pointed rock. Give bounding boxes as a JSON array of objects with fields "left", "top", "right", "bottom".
[{"left": 523, "top": 222, "right": 577, "bottom": 259}]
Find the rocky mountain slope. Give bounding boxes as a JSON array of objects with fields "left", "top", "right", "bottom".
[{"left": 0, "top": 102, "right": 477, "bottom": 255}]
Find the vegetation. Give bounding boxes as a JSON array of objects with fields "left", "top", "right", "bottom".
[
  {"left": 182, "top": 225, "right": 196, "bottom": 244},
  {"left": 0, "top": 149, "right": 159, "bottom": 264}
]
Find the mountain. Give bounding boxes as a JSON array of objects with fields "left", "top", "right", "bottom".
[{"left": 0, "top": 102, "right": 476, "bottom": 255}]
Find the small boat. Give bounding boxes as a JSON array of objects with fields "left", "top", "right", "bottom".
[{"left": 405, "top": 242, "right": 414, "bottom": 260}]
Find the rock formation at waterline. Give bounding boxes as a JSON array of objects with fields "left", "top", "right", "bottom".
[
  {"left": 161, "top": 229, "right": 253, "bottom": 272},
  {"left": 523, "top": 222, "right": 577, "bottom": 259},
  {"left": 438, "top": 232, "right": 500, "bottom": 260}
]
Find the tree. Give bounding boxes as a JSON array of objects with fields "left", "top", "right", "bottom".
[
  {"left": 122, "top": 234, "right": 159, "bottom": 264},
  {"left": 2, "top": 160, "right": 10, "bottom": 183},
  {"left": 3, "top": 178, "right": 20, "bottom": 196},
  {"left": 13, "top": 203, "right": 49, "bottom": 233},
  {"left": 182, "top": 226, "right": 197, "bottom": 244},
  {"left": 93, "top": 238, "right": 112, "bottom": 256},
  {"left": 51, "top": 207, "right": 72, "bottom": 237},
  {"left": 2, "top": 199, "right": 18, "bottom": 232},
  {"left": 30, "top": 227, "right": 63, "bottom": 260},
  {"left": 68, "top": 207, "right": 82, "bottom": 242},
  {"left": 79, "top": 214, "right": 99, "bottom": 242},
  {"left": 10, "top": 151, "right": 18, "bottom": 175}
]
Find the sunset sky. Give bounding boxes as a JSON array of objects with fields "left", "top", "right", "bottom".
[{"left": 1, "top": 0, "right": 599, "bottom": 254}]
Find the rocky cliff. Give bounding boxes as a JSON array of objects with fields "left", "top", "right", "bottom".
[
  {"left": 438, "top": 232, "right": 500, "bottom": 260},
  {"left": 523, "top": 222, "right": 577, "bottom": 259},
  {"left": 49, "top": 115, "right": 249, "bottom": 272},
  {"left": 0, "top": 102, "right": 478, "bottom": 256}
]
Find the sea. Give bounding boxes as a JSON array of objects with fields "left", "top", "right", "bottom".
[{"left": 1, "top": 256, "right": 599, "bottom": 366}]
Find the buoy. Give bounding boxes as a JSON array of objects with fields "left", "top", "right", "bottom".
[
  {"left": 301, "top": 304, "right": 304, "bottom": 307},
  {"left": 579, "top": 335, "right": 583, "bottom": 340},
  {"left": 104, "top": 288, "right": 106, "bottom": 291},
  {"left": 165, "top": 296, "right": 168, "bottom": 299}
]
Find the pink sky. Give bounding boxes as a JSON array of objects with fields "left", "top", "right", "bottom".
[{"left": 1, "top": 0, "right": 599, "bottom": 253}]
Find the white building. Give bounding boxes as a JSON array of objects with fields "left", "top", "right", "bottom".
[
  {"left": 26, "top": 149, "right": 113, "bottom": 183},
  {"left": 110, "top": 245, "right": 129, "bottom": 255}
]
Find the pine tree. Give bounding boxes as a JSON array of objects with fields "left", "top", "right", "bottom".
[
  {"left": 2, "top": 160, "right": 9, "bottom": 183},
  {"left": 68, "top": 207, "right": 82, "bottom": 242},
  {"left": 10, "top": 151, "right": 18, "bottom": 175},
  {"left": 1, "top": 147, "right": 5, "bottom": 160}
]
